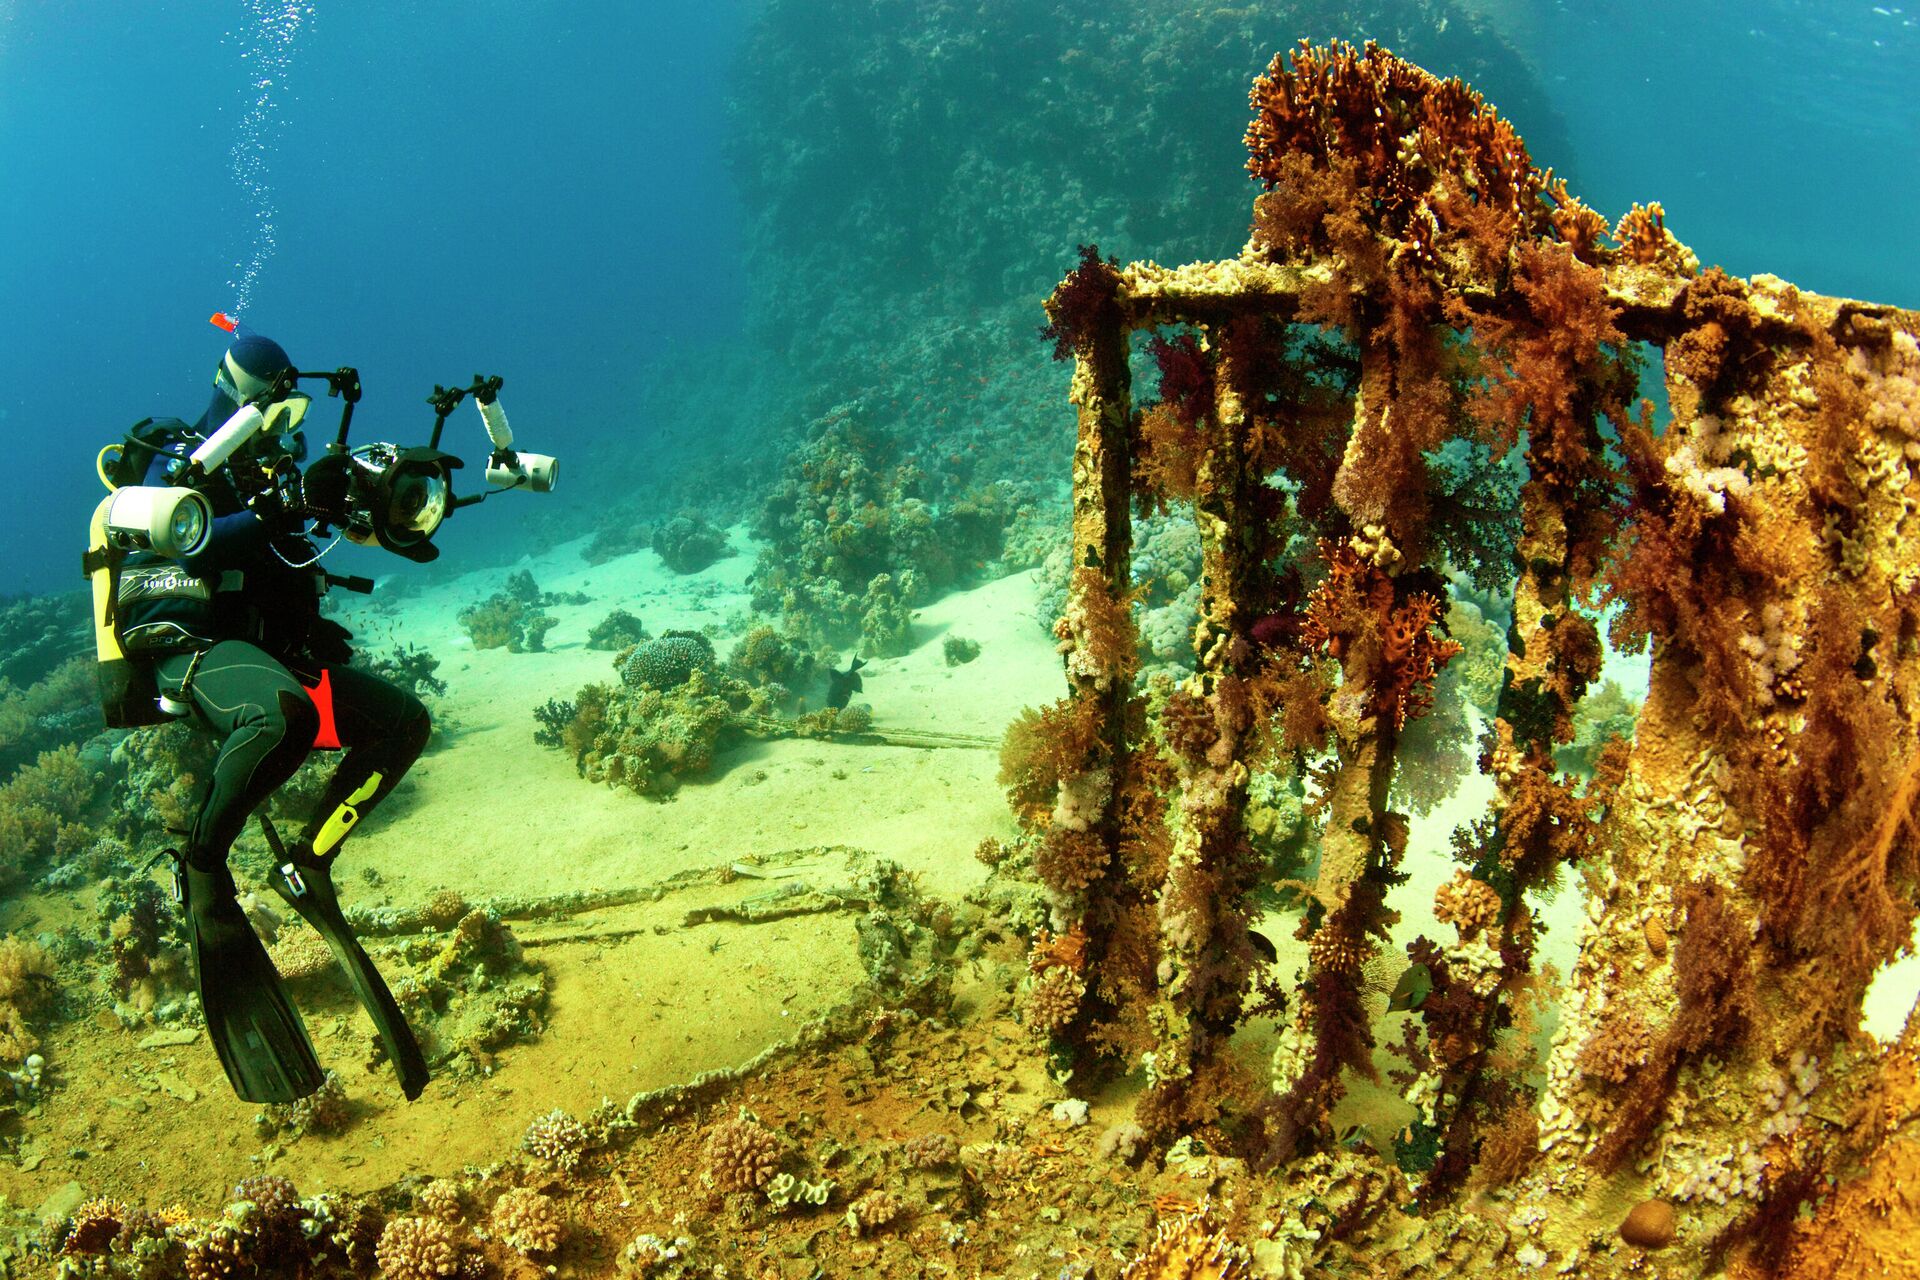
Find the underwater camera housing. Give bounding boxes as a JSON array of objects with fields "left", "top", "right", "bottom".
[{"left": 179, "top": 366, "right": 557, "bottom": 564}]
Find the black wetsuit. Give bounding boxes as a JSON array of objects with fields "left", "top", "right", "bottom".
[
  {"left": 155, "top": 644, "right": 429, "bottom": 870},
  {"left": 128, "top": 399, "right": 429, "bottom": 872}
]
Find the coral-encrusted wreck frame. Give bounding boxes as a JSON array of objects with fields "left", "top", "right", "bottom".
[{"left": 1034, "top": 39, "right": 1920, "bottom": 1276}]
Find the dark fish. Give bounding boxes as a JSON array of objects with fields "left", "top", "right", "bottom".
[
  {"left": 1248, "top": 930, "right": 1277, "bottom": 964},
  {"left": 1388, "top": 962, "right": 1432, "bottom": 1012},
  {"left": 827, "top": 657, "right": 867, "bottom": 710}
]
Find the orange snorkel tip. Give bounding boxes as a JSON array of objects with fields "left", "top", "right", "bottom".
[{"left": 210, "top": 311, "right": 239, "bottom": 333}]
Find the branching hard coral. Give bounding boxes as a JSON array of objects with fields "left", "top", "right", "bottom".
[
  {"left": 898, "top": 1132, "right": 959, "bottom": 1170},
  {"left": 61, "top": 1198, "right": 124, "bottom": 1256},
  {"left": 1433, "top": 871, "right": 1502, "bottom": 941},
  {"left": 1116, "top": 1201, "right": 1251, "bottom": 1280},
  {"left": 417, "top": 1179, "right": 464, "bottom": 1224},
  {"left": 569, "top": 665, "right": 746, "bottom": 797},
  {"left": 375, "top": 1215, "right": 464, "bottom": 1280},
  {"left": 704, "top": 1113, "right": 785, "bottom": 1193},
  {"left": 1033, "top": 827, "right": 1109, "bottom": 896},
  {"left": 1021, "top": 964, "right": 1086, "bottom": 1038},
  {"left": 1614, "top": 201, "right": 1697, "bottom": 275},
  {"left": 586, "top": 607, "right": 647, "bottom": 651},
  {"left": 1577, "top": 1007, "right": 1654, "bottom": 1087},
  {"left": 728, "top": 625, "right": 821, "bottom": 693},
  {"left": 523, "top": 1108, "right": 591, "bottom": 1171},
  {"left": 457, "top": 590, "right": 555, "bottom": 653},
  {"left": 230, "top": 1173, "right": 307, "bottom": 1264},
  {"left": 258, "top": 1070, "right": 351, "bottom": 1140},
  {"left": 489, "top": 1187, "right": 563, "bottom": 1255},
  {"left": 845, "top": 1189, "right": 901, "bottom": 1236}
]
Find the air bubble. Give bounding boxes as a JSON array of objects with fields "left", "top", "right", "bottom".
[{"left": 225, "top": 1, "right": 312, "bottom": 318}]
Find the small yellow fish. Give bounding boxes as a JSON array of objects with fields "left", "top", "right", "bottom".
[{"left": 1388, "top": 962, "right": 1432, "bottom": 1012}]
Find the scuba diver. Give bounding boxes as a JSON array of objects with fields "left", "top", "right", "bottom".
[{"left": 85, "top": 317, "right": 557, "bottom": 1105}]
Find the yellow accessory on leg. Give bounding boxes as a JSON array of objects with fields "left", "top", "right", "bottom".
[{"left": 313, "top": 772, "right": 383, "bottom": 855}]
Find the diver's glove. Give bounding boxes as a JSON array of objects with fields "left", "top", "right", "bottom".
[
  {"left": 244, "top": 481, "right": 307, "bottom": 535},
  {"left": 303, "top": 617, "right": 355, "bottom": 666}
]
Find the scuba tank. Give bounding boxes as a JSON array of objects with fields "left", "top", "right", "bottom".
[
  {"left": 83, "top": 421, "right": 216, "bottom": 728},
  {"left": 86, "top": 457, "right": 170, "bottom": 728}
]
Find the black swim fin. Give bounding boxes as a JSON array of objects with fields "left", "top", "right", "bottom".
[
  {"left": 262, "top": 820, "right": 429, "bottom": 1101},
  {"left": 176, "top": 859, "right": 327, "bottom": 1105}
]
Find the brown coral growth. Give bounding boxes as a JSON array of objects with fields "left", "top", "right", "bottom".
[{"left": 1030, "top": 35, "right": 1920, "bottom": 1273}]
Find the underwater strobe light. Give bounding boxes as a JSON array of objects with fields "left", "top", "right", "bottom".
[
  {"left": 474, "top": 385, "right": 558, "bottom": 493},
  {"left": 103, "top": 485, "right": 212, "bottom": 559}
]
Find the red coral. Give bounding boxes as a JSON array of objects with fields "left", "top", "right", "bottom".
[
  {"left": 1146, "top": 332, "right": 1216, "bottom": 427},
  {"left": 1040, "top": 244, "right": 1123, "bottom": 362}
]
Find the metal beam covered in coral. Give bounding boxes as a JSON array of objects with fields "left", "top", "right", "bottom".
[{"left": 1032, "top": 37, "right": 1920, "bottom": 1276}]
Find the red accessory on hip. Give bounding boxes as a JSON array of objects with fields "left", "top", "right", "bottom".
[{"left": 304, "top": 668, "right": 342, "bottom": 750}]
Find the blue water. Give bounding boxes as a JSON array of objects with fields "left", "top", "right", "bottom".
[
  {"left": 0, "top": 1, "right": 746, "bottom": 592},
  {"left": 0, "top": 0, "right": 1914, "bottom": 596},
  {"left": 1526, "top": 0, "right": 1920, "bottom": 305}
]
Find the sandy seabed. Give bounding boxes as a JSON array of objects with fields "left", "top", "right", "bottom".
[
  {"left": 4, "top": 529, "right": 1916, "bottom": 1275},
  {"left": 1, "top": 530, "right": 1057, "bottom": 1209}
]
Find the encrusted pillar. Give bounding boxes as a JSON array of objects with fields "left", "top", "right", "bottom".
[
  {"left": 1513, "top": 280, "right": 1920, "bottom": 1274},
  {"left": 1051, "top": 302, "right": 1136, "bottom": 1057},
  {"left": 1147, "top": 318, "right": 1264, "bottom": 1116},
  {"left": 1269, "top": 331, "right": 1406, "bottom": 1152}
]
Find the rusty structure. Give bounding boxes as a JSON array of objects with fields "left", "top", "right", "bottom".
[{"left": 1029, "top": 40, "right": 1920, "bottom": 1276}]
